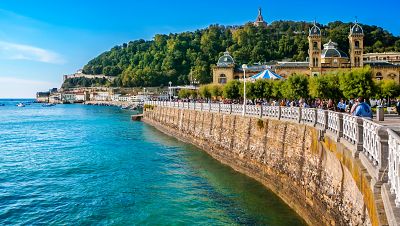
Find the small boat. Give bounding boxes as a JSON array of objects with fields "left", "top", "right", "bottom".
[
  {"left": 42, "top": 103, "right": 56, "bottom": 107},
  {"left": 121, "top": 106, "right": 130, "bottom": 110},
  {"left": 17, "top": 103, "right": 25, "bottom": 107}
]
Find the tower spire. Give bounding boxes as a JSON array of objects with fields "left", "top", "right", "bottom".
[{"left": 254, "top": 7, "right": 267, "bottom": 27}]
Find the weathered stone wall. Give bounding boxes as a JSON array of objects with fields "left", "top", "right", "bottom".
[{"left": 143, "top": 106, "right": 389, "bottom": 226}]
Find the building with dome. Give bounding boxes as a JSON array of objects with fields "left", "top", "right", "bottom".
[{"left": 212, "top": 16, "right": 400, "bottom": 84}]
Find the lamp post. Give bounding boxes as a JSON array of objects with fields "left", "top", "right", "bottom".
[
  {"left": 168, "top": 81, "right": 172, "bottom": 102},
  {"left": 242, "top": 64, "right": 248, "bottom": 116}
]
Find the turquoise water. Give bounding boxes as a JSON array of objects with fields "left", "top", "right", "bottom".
[{"left": 0, "top": 100, "right": 306, "bottom": 225}]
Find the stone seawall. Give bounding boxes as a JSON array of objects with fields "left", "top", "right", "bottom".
[{"left": 143, "top": 106, "right": 390, "bottom": 226}]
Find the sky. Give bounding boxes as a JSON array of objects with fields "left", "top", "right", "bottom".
[{"left": 0, "top": 0, "right": 399, "bottom": 98}]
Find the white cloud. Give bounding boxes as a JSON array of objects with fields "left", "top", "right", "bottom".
[
  {"left": 0, "top": 41, "right": 65, "bottom": 64},
  {"left": 0, "top": 77, "right": 58, "bottom": 98}
]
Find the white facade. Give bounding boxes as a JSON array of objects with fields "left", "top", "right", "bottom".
[
  {"left": 91, "top": 92, "right": 110, "bottom": 101},
  {"left": 118, "top": 95, "right": 130, "bottom": 102}
]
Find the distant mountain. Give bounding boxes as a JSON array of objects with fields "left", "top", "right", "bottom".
[{"left": 78, "top": 21, "right": 400, "bottom": 88}]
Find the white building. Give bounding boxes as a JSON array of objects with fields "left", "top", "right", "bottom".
[
  {"left": 91, "top": 92, "right": 110, "bottom": 101},
  {"left": 118, "top": 95, "right": 130, "bottom": 102}
]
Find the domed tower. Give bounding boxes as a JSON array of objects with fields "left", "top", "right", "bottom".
[
  {"left": 308, "top": 22, "right": 322, "bottom": 74},
  {"left": 213, "top": 51, "right": 235, "bottom": 84},
  {"left": 349, "top": 21, "right": 364, "bottom": 67}
]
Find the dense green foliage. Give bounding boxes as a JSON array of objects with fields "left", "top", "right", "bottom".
[
  {"left": 338, "top": 67, "right": 376, "bottom": 99},
  {"left": 309, "top": 74, "right": 342, "bottom": 100},
  {"left": 183, "top": 67, "right": 398, "bottom": 101},
  {"left": 62, "top": 77, "right": 109, "bottom": 89},
  {"left": 78, "top": 21, "right": 400, "bottom": 88}
]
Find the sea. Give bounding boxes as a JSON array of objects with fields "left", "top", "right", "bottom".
[{"left": 0, "top": 99, "right": 306, "bottom": 225}]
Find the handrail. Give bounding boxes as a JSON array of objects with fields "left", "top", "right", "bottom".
[{"left": 387, "top": 129, "right": 400, "bottom": 207}]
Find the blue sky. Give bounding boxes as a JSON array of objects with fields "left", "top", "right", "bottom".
[{"left": 0, "top": 0, "right": 399, "bottom": 98}]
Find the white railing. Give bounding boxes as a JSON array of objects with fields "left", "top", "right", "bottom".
[
  {"left": 301, "top": 108, "right": 316, "bottom": 125},
  {"left": 210, "top": 103, "right": 219, "bottom": 112},
  {"left": 342, "top": 114, "right": 361, "bottom": 145},
  {"left": 388, "top": 129, "right": 400, "bottom": 207},
  {"left": 362, "top": 119, "right": 383, "bottom": 166},
  {"left": 262, "top": 106, "right": 280, "bottom": 118},
  {"left": 220, "top": 104, "right": 231, "bottom": 114},
  {"left": 281, "top": 107, "right": 300, "bottom": 122},
  {"left": 327, "top": 111, "right": 341, "bottom": 136},
  {"left": 246, "top": 105, "right": 261, "bottom": 116},
  {"left": 232, "top": 104, "right": 243, "bottom": 114},
  {"left": 317, "top": 109, "right": 327, "bottom": 130}
]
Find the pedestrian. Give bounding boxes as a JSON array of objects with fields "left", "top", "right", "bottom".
[
  {"left": 353, "top": 97, "right": 372, "bottom": 119},
  {"left": 396, "top": 99, "right": 400, "bottom": 115}
]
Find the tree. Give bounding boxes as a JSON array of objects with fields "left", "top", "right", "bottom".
[
  {"left": 309, "top": 74, "right": 341, "bottom": 100},
  {"left": 223, "top": 80, "right": 241, "bottom": 100},
  {"left": 339, "top": 66, "right": 376, "bottom": 99},
  {"left": 239, "top": 81, "right": 255, "bottom": 100},
  {"left": 210, "top": 84, "right": 223, "bottom": 99},
  {"left": 199, "top": 85, "right": 212, "bottom": 99},
  {"left": 271, "top": 80, "right": 283, "bottom": 99},
  {"left": 281, "top": 74, "right": 309, "bottom": 99},
  {"left": 376, "top": 80, "right": 399, "bottom": 99},
  {"left": 178, "top": 89, "right": 191, "bottom": 99}
]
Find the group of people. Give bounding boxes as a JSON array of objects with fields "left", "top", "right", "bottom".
[{"left": 261, "top": 97, "right": 373, "bottom": 119}]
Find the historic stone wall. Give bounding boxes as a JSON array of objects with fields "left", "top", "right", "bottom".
[{"left": 143, "top": 106, "right": 391, "bottom": 226}]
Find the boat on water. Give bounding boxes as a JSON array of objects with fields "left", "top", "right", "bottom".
[
  {"left": 42, "top": 103, "right": 56, "bottom": 107},
  {"left": 17, "top": 103, "right": 25, "bottom": 107}
]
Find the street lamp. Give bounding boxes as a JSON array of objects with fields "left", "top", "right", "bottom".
[
  {"left": 242, "top": 64, "right": 248, "bottom": 116},
  {"left": 168, "top": 81, "right": 172, "bottom": 102}
]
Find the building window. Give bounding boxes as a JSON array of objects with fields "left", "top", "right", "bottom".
[
  {"left": 234, "top": 75, "right": 240, "bottom": 80},
  {"left": 218, "top": 74, "right": 227, "bottom": 84},
  {"left": 313, "top": 57, "right": 319, "bottom": 67},
  {"left": 355, "top": 40, "right": 360, "bottom": 49},
  {"left": 376, "top": 72, "right": 383, "bottom": 80},
  {"left": 313, "top": 42, "right": 318, "bottom": 50}
]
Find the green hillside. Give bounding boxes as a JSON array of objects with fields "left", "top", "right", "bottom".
[{"left": 74, "top": 21, "right": 400, "bottom": 88}]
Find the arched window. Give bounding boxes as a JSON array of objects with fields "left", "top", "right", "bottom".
[
  {"left": 388, "top": 73, "right": 397, "bottom": 80},
  {"left": 218, "top": 74, "right": 227, "bottom": 84},
  {"left": 376, "top": 72, "right": 383, "bottom": 80},
  {"left": 355, "top": 40, "right": 360, "bottom": 49},
  {"left": 313, "top": 42, "right": 318, "bottom": 50}
]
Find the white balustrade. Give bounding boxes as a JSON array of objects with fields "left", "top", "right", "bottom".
[
  {"left": 202, "top": 103, "right": 210, "bottom": 111},
  {"left": 327, "top": 111, "right": 341, "bottom": 135},
  {"left": 195, "top": 102, "right": 202, "bottom": 111},
  {"left": 301, "top": 108, "right": 316, "bottom": 125},
  {"left": 210, "top": 103, "right": 220, "bottom": 112},
  {"left": 231, "top": 104, "right": 243, "bottom": 114},
  {"left": 388, "top": 129, "right": 400, "bottom": 207},
  {"left": 262, "top": 106, "right": 280, "bottom": 118},
  {"left": 342, "top": 114, "right": 361, "bottom": 145},
  {"left": 362, "top": 119, "right": 382, "bottom": 166},
  {"left": 220, "top": 104, "right": 231, "bottom": 114},
  {"left": 245, "top": 105, "right": 261, "bottom": 117},
  {"left": 280, "top": 107, "right": 300, "bottom": 121}
]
